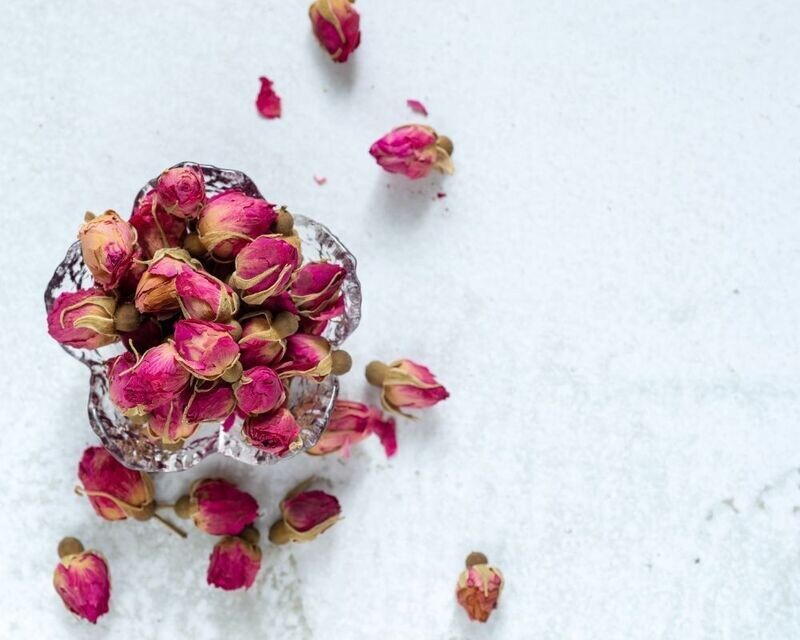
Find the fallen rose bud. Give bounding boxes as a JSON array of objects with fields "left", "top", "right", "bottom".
[
  {"left": 365, "top": 358, "right": 449, "bottom": 416},
  {"left": 77, "top": 446, "right": 154, "bottom": 521},
  {"left": 146, "top": 389, "right": 199, "bottom": 444},
  {"left": 290, "top": 262, "right": 345, "bottom": 320},
  {"left": 309, "top": 0, "right": 361, "bottom": 63},
  {"left": 129, "top": 191, "right": 187, "bottom": 259},
  {"left": 47, "top": 288, "right": 118, "bottom": 349},
  {"left": 369, "top": 125, "right": 454, "bottom": 179},
  {"left": 242, "top": 406, "right": 302, "bottom": 455},
  {"left": 307, "top": 399, "right": 397, "bottom": 457},
  {"left": 197, "top": 191, "right": 277, "bottom": 260},
  {"left": 186, "top": 382, "right": 236, "bottom": 423},
  {"left": 233, "top": 365, "right": 286, "bottom": 415},
  {"left": 238, "top": 312, "right": 297, "bottom": 368},
  {"left": 207, "top": 527, "right": 262, "bottom": 591},
  {"left": 175, "top": 267, "right": 239, "bottom": 323},
  {"left": 134, "top": 248, "right": 198, "bottom": 314},
  {"left": 456, "top": 552, "right": 504, "bottom": 623},
  {"left": 269, "top": 486, "right": 341, "bottom": 544},
  {"left": 53, "top": 537, "right": 110, "bottom": 624},
  {"left": 229, "top": 235, "right": 301, "bottom": 305},
  {"left": 173, "top": 319, "right": 240, "bottom": 380},
  {"left": 174, "top": 478, "right": 258, "bottom": 536},
  {"left": 78, "top": 210, "right": 137, "bottom": 289},
  {"left": 154, "top": 165, "right": 206, "bottom": 219}
]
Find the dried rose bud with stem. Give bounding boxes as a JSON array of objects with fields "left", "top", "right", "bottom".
[
  {"left": 53, "top": 537, "right": 111, "bottom": 624},
  {"left": 365, "top": 358, "right": 449, "bottom": 417},
  {"left": 269, "top": 479, "right": 341, "bottom": 544}
]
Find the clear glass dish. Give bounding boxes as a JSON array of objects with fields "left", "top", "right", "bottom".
[{"left": 44, "top": 162, "right": 362, "bottom": 472}]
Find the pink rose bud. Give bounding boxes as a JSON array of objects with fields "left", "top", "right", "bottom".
[
  {"left": 365, "top": 359, "right": 449, "bottom": 417},
  {"left": 117, "top": 342, "right": 192, "bottom": 413},
  {"left": 47, "top": 288, "right": 118, "bottom": 349},
  {"left": 134, "top": 248, "right": 198, "bottom": 314},
  {"left": 173, "top": 319, "right": 240, "bottom": 380},
  {"left": 146, "top": 389, "right": 199, "bottom": 444},
  {"left": 229, "top": 235, "right": 301, "bottom": 305},
  {"left": 53, "top": 539, "right": 110, "bottom": 624},
  {"left": 186, "top": 382, "right": 236, "bottom": 423},
  {"left": 290, "top": 262, "right": 346, "bottom": 320},
  {"left": 175, "top": 267, "right": 239, "bottom": 323},
  {"left": 174, "top": 478, "right": 258, "bottom": 536},
  {"left": 233, "top": 366, "right": 286, "bottom": 415},
  {"left": 154, "top": 165, "right": 206, "bottom": 219},
  {"left": 207, "top": 530, "right": 262, "bottom": 591},
  {"left": 129, "top": 191, "right": 186, "bottom": 259},
  {"left": 456, "top": 553, "right": 504, "bottom": 623},
  {"left": 275, "top": 334, "right": 333, "bottom": 379},
  {"left": 242, "top": 407, "right": 302, "bottom": 455},
  {"left": 107, "top": 352, "right": 139, "bottom": 411},
  {"left": 307, "top": 400, "right": 397, "bottom": 457},
  {"left": 269, "top": 487, "right": 341, "bottom": 544},
  {"left": 78, "top": 210, "right": 137, "bottom": 289},
  {"left": 77, "top": 446, "right": 155, "bottom": 521},
  {"left": 238, "top": 312, "right": 298, "bottom": 368},
  {"left": 369, "top": 125, "right": 454, "bottom": 179},
  {"left": 309, "top": 0, "right": 361, "bottom": 63},
  {"left": 197, "top": 191, "right": 277, "bottom": 260}
]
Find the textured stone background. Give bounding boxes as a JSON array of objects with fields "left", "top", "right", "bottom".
[{"left": 2, "top": 1, "right": 800, "bottom": 638}]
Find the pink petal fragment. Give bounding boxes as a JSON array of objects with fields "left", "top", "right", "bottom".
[
  {"left": 313, "top": 176, "right": 327, "bottom": 186},
  {"left": 256, "top": 76, "right": 281, "bottom": 119},
  {"left": 406, "top": 99, "right": 428, "bottom": 116}
]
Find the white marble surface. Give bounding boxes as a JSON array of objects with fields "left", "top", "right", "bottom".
[{"left": 2, "top": 1, "right": 800, "bottom": 638}]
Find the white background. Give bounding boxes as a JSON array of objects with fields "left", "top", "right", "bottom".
[{"left": 1, "top": 1, "right": 800, "bottom": 638}]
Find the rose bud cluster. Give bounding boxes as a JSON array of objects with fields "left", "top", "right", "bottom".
[
  {"left": 365, "top": 358, "right": 449, "bottom": 417},
  {"left": 53, "top": 537, "right": 111, "bottom": 624},
  {"left": 269, "top": 484, "right": 341, "bottom": 544},
  {"left": 308, "top": 0, "right": 361, "bottom": 63},
  {"left": 47, "top": 164, "right": 353, "bottom": 456},
  {"left": 307, "top": 399, "right": 396, "bottom": 457},
  {"left": 369, "top": 125, "right": 454, "bottom": 180},
  {"left": 456, "top": 552, "right": 504, "bottom": 623}
]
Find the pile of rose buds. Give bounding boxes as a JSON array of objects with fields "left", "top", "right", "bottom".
[{"left": 47, "top": 165, "right": 360, "bottom": 453}]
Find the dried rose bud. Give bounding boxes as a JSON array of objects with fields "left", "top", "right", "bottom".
[
  {"left": 175, "top": 267, "right": 239, "bottom": 323},
  {"left": 173, "top": 319, "right": 240, "bottom": 380},
  {"left": 237, "top": 311, "right": 297, "bottom": 368},
  {"left": 78, "top": 210, "right": 137, "bottom": 289},
  {"left": 229, "top": 235, "right": 301, "bottom": 305},
  {"left": 110, "top": 342, "right": 191, "bottom": 414},
  {"left": 269, "top": 487, "right": 341, "bottom": 544},
  {"left": 290, "top": 262, "right": 346, "bottom": 320},
  {"left": 369, "top": 125, "right": 454, "bottom": 180},
  {"left": 197, "top": 191, "right": 277, "bottom": 260},
  {"left": 307, "top": 399, "right": 397, "bottom": 457},
  {"left": 365, "top": 359, "right": 449, "bottom": 417},
  {"left": 53, "top": 539, "right": 110, "bottom": 624},
  {"left": 275, "top": 334, "right": 333, "bottom": 379},
  {"left": 308, "top": 0, "right": 361, "bottom": 63},
  {"left": 77, "top": 446, "right": 154, "bottom": 521},
  {"left": 146, "top": 389, "right": 199, "bottom": 444},
  {"left": 207, "top": 530, "right": 262, "bottom": 591},
  {"left": 186, "top": 382, "right": 236, "bottom": 423},
  {"left": 129, "top": 191, "right": 187, "bottom": 259},
  {"left": 233, "top": 366, "right": 286, "bottom": 415},
  {"left": 456, "top": 553, "right": 504, "bottom": 623},
  {"left": 175, "top": 478, "right": 258, "bottom": 536},
  {"left": 134, "top": 248, "right": 198, "bottom": 314},
  {"left": 154, "top": 165, "right": 206, "bottom": 219},
  {"left": 242, "top": 407, "right": 302, "bottom": 455},
  {"left": 47, "top": 288, "right": 118, "bottom": 349}
]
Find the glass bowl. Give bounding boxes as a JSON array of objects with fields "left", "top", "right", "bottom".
[{"left": 44, "top": 162, "right": 361, "bottom": 472}]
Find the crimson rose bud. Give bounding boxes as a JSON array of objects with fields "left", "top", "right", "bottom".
[
  {"left": 154, "top": 165, "right": 206, "bottom": 219},
  {"left": 309, "top": 0, "right": 361, "bottom": 63},
  {"left": 53, "top": 539, "right": 110, "bottom": 624}
]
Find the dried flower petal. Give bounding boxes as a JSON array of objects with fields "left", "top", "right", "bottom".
[
  {"left": 242, "top": 407, "right": 302, "bottom": 455},
  {"left": 155, "top": 165, "right": 206, "bottom": 219},
  {"left": 456, "top": 558, "right": 504, "bottom": 623},
  {"left": 256, "top": 76, "right": 281, "bottom": 119},
  {"left": 309, "top": 0, "right": 361, "bottom": 63},
  {"left": 190, "top": 478, "right": 258, "bottom": 536},
  {"left": 78, "top": 210, "right": 137, "bottom": 289},
  {"left": 197, "top": 191, "right": 277, "bottom": 260},
  {"left": 365, "top": 359, "right": 449, "bottom": 417},
  {"left": 313, "top": 176, "right": 327, "bottom": 186},
  {"left": 207, "top": 535, "right": 262, "bottom": 591},
  {"left": 77, "top": 446, "right": 154, "bottom": 520},
  {"left": 53, "top": 549, "right": 110, "bottom": 624},
  {"left": 47, "top": 288, "right": 118, "bottom": 349},
  {"left": 369, "top": 125, "right": 454, "bottom": 179},
  {"left": 406, "top": 99, "right": 428, "bottom": 116}
]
